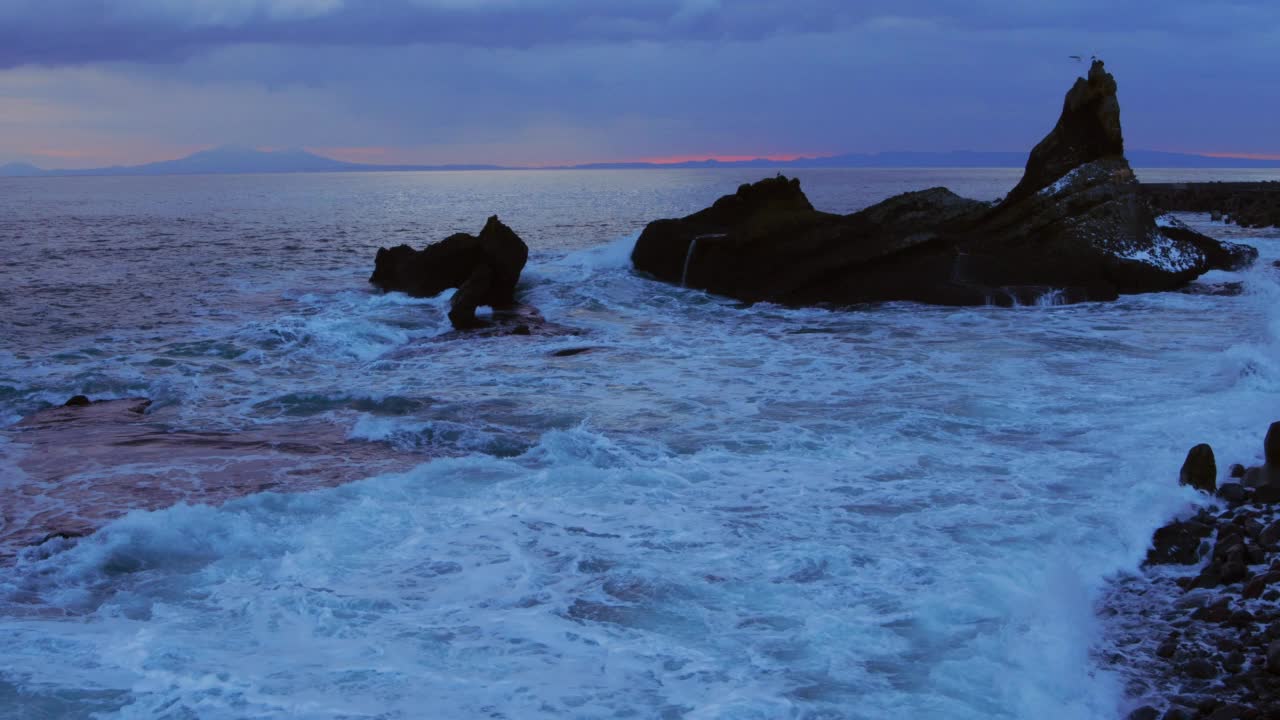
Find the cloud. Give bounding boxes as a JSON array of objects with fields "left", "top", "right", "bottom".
[
  {"left": 3, "top": 0, "right": 1275, "bottom": 69},
  {"left": 0, "top": 1, "right": 1276, "bottom": 166}
]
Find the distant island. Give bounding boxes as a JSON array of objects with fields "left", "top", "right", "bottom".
[{"left": 2, "top": 145, "right": 1279, "bottom": 178}]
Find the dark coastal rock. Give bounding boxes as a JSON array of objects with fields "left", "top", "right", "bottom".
[
  {"left": 17, "top": 397, "right": 153, "bottom": 428},
  {"left": 632, "top": 61, "right": 1250, "bottom": 307},
  {"left": 370, "top": 215, "right": 530, "bottom": 330},
  {"left": 1243, "top": 422, "right": 1280, "bottom": 489},
  {"left": 1178, "top": 281, "right": 1245, "bottom": 298},
  {"left": 1108, "top": 422, "right": 1280, "bottom": 716},
  {"left": 551, "top": 347, "right": 596, "bottom": 357},
  {"left": 1004, "top": 59, "right": 1122, "bottom": 205},
  {"left": 1155, "top": 216, "right": 1258, "bottom": 272},
  {"left": 1127, "top": 706, "right": 1159, "bottom": 720},
  {"left": 1184, "top": 657, "right": 1218, "bottom": 680},
  {"left": 430, "top": 303, "right": 579, "bottom": 340},
  {"left": 1143, "top": 181, "right": 1280, "bottom": 230},
  {"left": 1180, "top": 444, "right": 1217, "bottom": 495},
  {"left": 1244, "top": 572, "right": 1280, "bottom": 599},
  {"left": 1218, "top": 484, "right": 1247, "bottom": 504},
  {"left": 1147, "top": 518, "right": 1213, "bottom": 565}
]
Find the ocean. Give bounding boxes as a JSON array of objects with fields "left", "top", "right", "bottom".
[{"left": 1, "top": 168, "right": 1278, "bottom": 719}]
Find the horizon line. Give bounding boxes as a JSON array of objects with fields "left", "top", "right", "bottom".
[{"left": 6, "top": 145, "right": 1280, "bottom": 172}]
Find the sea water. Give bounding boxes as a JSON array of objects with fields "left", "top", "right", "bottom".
[{"left": 0, "top": 168, "right": 1278, "bottom": 719}]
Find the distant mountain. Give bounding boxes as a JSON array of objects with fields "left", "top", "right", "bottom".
[
  {"left": 2, "top": 146, "right": 1278, "bottom": 177},
  {"left": 121, "top": 146, "right": 359, "bottom": 175},
  {"left": 572, "top": 150, "right": 1280, "bottom": 170},
  {"left": 0, "top": 161, "right": 45, "bottom": 177},
  {"left": 0, "top": 146, "right": 504, "bottom": 177}
]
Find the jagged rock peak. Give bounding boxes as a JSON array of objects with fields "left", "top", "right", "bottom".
[{"left": 1005, "top": 59, "right": 1125, "bottom": 204}]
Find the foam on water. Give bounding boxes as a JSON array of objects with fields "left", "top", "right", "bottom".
[{"left": 1, "top": 168, "right": 1279, "bottom": 719}]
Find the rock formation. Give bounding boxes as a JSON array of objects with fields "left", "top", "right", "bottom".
[
  {"left": 1243, "top": 421, "right": 1280, "bottom": 488},
  {"left": 370, "top": 215, "right": 530, "bottom": 329},
  {"left": 1179, "top": 443, "right": 1217, "bottom": 495},
  {"left": 1143, "top": 181, "right": 1280, "bottom": 230},
  {"left": 631, "top": 61, "right": 1255, "bottom": 306},
  {"left": 1104, "top": 420, "right": 1280, "bottom": 719}
]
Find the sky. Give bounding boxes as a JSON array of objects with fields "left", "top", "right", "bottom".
[{"left": 0, "top": 0, "right": 1277, "bottom": 169}]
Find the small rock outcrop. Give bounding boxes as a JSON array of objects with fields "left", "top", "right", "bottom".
[
  {"left": 631, "top": 61, "right": 1254, "bottom": 306},
  {"left": 370, "top": 216, "right": 530, "bottom": 329}
]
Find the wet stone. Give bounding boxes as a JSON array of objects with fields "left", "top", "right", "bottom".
[
  {"left": 1219, "top": 484, "right": 1248, "bottom": 504},
  {"left": 1185, "top": 657, "right": 1219, "bottom": 679},
  {"left": 1253, "top": 485, "right": 1280, "bottom": 504},
  {"left": 1228, "top": 610, "right": 1257, "bottom": 628}
]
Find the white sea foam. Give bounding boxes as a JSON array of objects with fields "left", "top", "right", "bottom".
[
  {"left": 1, "top": 183, "right": 1278, "bottom": 719},
  {"left": 1115, "top": 232, "right": 1203, "bottom": 272}
]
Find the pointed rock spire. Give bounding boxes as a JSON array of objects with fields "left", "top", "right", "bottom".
[{"left": 1005, "top": 59, "right": 1125, "bottom": 204}]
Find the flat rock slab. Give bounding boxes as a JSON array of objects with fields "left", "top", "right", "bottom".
[{"left": 1, "top": 399, "right": 416, "bottom": 563}]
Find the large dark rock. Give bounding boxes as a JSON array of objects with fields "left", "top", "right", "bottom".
[
  {"left": 1180, "top": 443, "right": 1217, "bottom": 495},
  {"left": 631, "top": 61, "right": 1253, "bottom": 306},
  {"left": 370, "top": 216, "right": 530, "bottom": 329},
  {"left": 1244, "top": 421, "right": 1280, "bottom": 489},
  {"left": 1146, "top": 517, "right": 1213, "bottom": 565}
]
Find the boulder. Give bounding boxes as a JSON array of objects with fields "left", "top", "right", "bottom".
[
  {"left": 1243, "top": 422, "right": 1280, "bottom": 488},
  {"left": 1147, "top": 518, "right": 1213, "bottom": 565},
  {"left": 1180, "top": 443, "right": 1217, "bottom": 494},
  {"left": 370, "top": 216, "right": 530, "bottom": 330},
  {"left": 631, "top": 61, "right": 1252, "bottom": 306},
  {"left": 1217, "top": 483, "right": 1246, "bottom": 504}
]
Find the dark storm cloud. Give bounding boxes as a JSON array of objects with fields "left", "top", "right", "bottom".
[
  {"left": 2, "top": 0, "right": 1278, "bottom": 167},
  {"left": 2, "top": 0, "right": 1278, "bottom": 69}
]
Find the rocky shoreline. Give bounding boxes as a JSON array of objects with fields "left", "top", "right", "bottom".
[
  {"left": 1143, "top": 183, "right": 1280, "bottom": 231},
  {"left": 1101, "top": 423, "right": 1280, "bottom": 720}
]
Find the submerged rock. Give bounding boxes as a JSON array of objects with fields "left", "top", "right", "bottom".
[
  {"left": 370, "top": 215, "right": 530, "bottom": 330},
  {"left": 3, "top": 397, "right": 416, "bottom": 563},
  {"left": 631, "top": 61, "right": 1252, "bottom": 306}
]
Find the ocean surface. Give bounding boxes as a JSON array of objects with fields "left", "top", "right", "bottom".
[{"left": 1, "top": 167, "right": 1278, "bottom": 719}]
